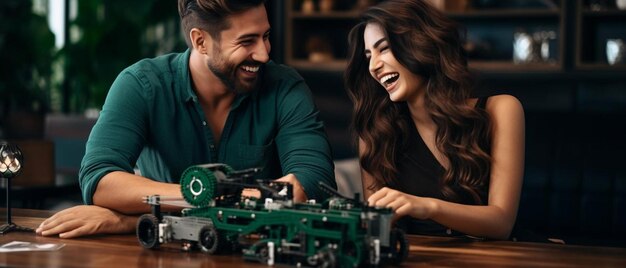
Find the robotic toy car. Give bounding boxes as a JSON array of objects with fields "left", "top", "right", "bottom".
[{"left": 136, "top": 163, "right": 408, "bottom": 267}]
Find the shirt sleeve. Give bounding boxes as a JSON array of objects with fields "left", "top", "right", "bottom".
[
  {"left": 275, "top": 77, "right": 336, "bottom": 201},
  {"left": 78, "top": 69, "right": 150, "bottom": 204}
]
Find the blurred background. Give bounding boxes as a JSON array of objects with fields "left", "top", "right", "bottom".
[{"left": 1, "top": 0, "right": 625, "bottom": 247}]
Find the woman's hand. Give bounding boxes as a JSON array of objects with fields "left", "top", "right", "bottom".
[
  {"left": 36, "top": 205, "right": 137, "bottom": 238},
  {"left": 275, "top": 173, "right": 308, "bottom": 203},
  {"left": 367, "top": 187, "right": 437, "bottom": 220}
]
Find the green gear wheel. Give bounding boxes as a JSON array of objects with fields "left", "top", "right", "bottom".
[{"left": 180, "top": 166, "right": 218, "bottom": 207}]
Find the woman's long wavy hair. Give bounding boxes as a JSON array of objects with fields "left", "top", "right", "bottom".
[{"left": 345, "top": 0, "right": 492, "bottom": 204}]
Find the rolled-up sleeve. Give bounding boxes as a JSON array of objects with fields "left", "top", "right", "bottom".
[
  {"left": 79, "top": 69, "right": 150, "bottom": 204},
  {"left": 275, "top": 78, "right": 336, "bottom": 201}
]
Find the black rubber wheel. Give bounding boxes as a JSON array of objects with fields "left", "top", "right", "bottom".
[
  {"left": 198, "top": 225, "right": 219, "bottom": 254},
  {"left": 136, "top": 214, "right": 160, "bottom": 249},
  {"left": 389, "top": 228, "right": 409, "bottom": 265},
  {"left": 258, "top": 243, "right": 269, "bottom": 264}
]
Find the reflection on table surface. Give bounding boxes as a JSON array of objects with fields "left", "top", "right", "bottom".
[{"left": 1, "top": 209, "right": 626, "bottom": 267}]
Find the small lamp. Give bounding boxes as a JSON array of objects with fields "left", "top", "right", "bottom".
[{"left": 0, "top": 141, "right": 33, "bottom": 234}]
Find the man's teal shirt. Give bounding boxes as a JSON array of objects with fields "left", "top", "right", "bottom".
[{"left": 79, "top": 49, "right": 336, "bottom": 203}]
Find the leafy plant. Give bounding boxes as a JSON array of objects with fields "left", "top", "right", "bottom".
[
  {"left": 59, "top": 0, "right": 186, "bottom": 112},
  {"left": 0, "top": 0, "right": 55, "bottom": 118}
]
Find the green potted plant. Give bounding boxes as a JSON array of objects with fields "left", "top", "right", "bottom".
[{"left": 0, "top": 0, "right": 55, "bottom": 139}]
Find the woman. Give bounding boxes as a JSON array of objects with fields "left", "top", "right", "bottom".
[{"left": 345, "top": 0, "right": 525, "bottom": 240}]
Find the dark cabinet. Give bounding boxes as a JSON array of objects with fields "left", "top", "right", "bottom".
[
  {"left": 284, "top": 0, "right": 380, "bottom": 71},
  {"left": 284, "top": 0, "right": 572, "bottom": 73},
  {"left": 576, "top": 0, "right": 626, "bottom": 71}
]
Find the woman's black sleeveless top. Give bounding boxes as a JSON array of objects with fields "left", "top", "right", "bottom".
[{"left": 388, "top": 97, "right": 489, "bottom": 236}]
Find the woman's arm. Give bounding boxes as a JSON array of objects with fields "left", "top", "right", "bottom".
[{"left": 369, "top": 95, "right": 525, "bottom": 239}]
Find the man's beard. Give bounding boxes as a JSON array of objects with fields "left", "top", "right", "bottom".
[{"left": 207, "top": 58, "right": 262, "bottom": 94}]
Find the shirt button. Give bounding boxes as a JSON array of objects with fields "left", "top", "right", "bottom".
[{"left": 202, "top": 121, "right": 207, "bottom": 126}]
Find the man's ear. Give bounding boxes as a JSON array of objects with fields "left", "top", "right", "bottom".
[{"left": 190, "top": 28, "right": 211, "bottom": 54}]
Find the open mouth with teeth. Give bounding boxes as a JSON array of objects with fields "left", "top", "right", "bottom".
[
  {"left": 241, "top": 65, "right": 260, "bottom": 73},
  {"left": 380, "top": 72, "right": 399, "bottom": 89}
]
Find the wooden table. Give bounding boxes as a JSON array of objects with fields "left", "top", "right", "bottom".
[{"left": 1, "top": 209, "right": 625, "bottom": 267}]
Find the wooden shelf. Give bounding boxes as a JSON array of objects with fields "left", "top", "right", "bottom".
[
  {"left": 287, "top": 59, "right": 347, "bottom": 72},
  {"left": 581, "top": 9, "right": 626, "bottom": 17},
  {"left": 576, "top": 63, "right": 626, "bottom": 72},
  {"left": 287, "top": 59, "right": 563, "bottom": 74},
  {"left": 448, "top": 9, "right": 560, "bottom": 19},
  {"left": 470, "top": 61, "right": 561, "bottom": 72},
  {"left": 290, "top": 11, "right": 360, "bottom": 19}
]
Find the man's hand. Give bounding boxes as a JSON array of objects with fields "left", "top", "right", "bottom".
[
  {"left": 275, "top": 173, "right": 307, "bottom": 202},
  {"left": 36, "top": 205, "right": 137, "bottom": 238}
]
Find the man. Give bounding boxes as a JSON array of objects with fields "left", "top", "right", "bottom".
[{"left": 36, "top": 0, "right": 335, "bottom": 238}]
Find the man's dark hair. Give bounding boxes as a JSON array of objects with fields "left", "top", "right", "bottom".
[{"left": 178, "top": 0, "right": 266, "bottom": 48}]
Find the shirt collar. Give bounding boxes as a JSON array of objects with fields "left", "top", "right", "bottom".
[{"left": 179, "top": 49, "right": 196, "bottom": 103}]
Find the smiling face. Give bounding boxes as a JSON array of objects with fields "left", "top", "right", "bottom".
[
  {"left": 206, "top": 4, "right": 271, "bottom": 93},
  {"left": 364, "top": 23, "right": 423, "bottom": 102}
]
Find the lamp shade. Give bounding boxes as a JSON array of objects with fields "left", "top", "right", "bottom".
[{"left": 0, "top": 142, "right": 24, "bottom": 178}]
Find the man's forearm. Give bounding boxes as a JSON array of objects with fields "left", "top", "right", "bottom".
[{"left": 92, "top": 171, "right": 182, "bottom": 214}]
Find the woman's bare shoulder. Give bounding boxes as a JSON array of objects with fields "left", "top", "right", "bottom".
[{"left": 480, "top": 94, "right": 523, "bottom": 115}]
